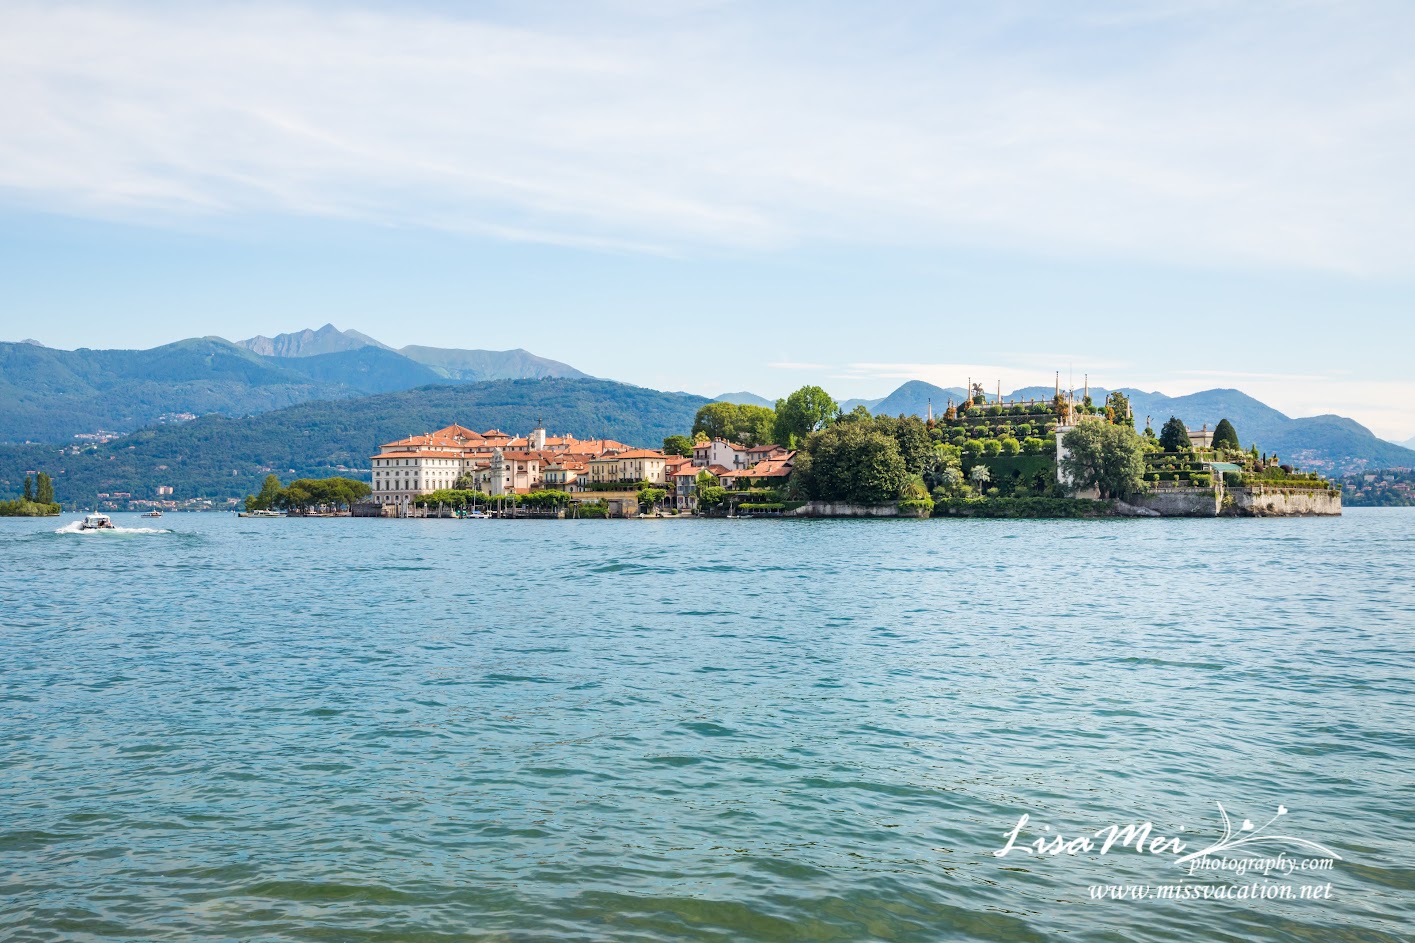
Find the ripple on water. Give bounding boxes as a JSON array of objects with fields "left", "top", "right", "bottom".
[{"left": 0, "top": 511, "right": 1412, "bottom": 943}]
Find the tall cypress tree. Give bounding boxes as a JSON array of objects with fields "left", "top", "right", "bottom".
[
  {"left": 23, "top": 476, "right": 33, "bottom": 501},
  {"left": 35, "top": 472, "right": 54, "bottom": 505},
  {"left": 1211, "top": 418, "right": 1240, "bottom": 451},
  {"left": 1158, "top": 416, "right": 1191, "bottom": 453}
]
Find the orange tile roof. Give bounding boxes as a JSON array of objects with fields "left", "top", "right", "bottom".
[
  {"left": 729, "top": 458, "right": 794, "bottom": 478},
  {"left": 435, "top": 424, "right": 485, "bottom": 440},
  {"left": 613, "top": 449, "right": 668, "bottom": 460}
]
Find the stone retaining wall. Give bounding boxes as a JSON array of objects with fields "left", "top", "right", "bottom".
[
  {"left": 783, "top": 501, "right": 920, "bottom": 518},
  {"left": 1121, "top": 487, "right": 1341, "bottom": 517},
  {"left": 1122, "top": 489, "right": 1221, "bottom": 517},
  {"left": 1231, "top": 488, "right": 1341, "bottom": 516}
]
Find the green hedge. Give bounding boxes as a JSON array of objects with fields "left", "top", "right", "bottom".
[
  {"left": 583, "top": 479, "right": 655, "bottom": 492},
  {"left": 974, "top": 454, "right": 1054, "bottom": 482},
  {"left": 0, "top": 499, "right": 62, "bottom": 516},
  {"left": 932, "top": 497, "right": 1109, "bottom": 518}
]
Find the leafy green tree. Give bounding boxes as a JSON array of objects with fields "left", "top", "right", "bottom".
[
  {"left": 245, "top": 473, "right": 283, "bottom": 511},
  {"left": 939, "top": 466, "right": 964, "bottom": 495},
  {"left": 1105, "top": 391, "right": 1132, "bottom": 426},
  {"left": 792, "top": 423, "right": 908, "bottom": 504},
  {"left": 23, "top": 476, "right": 33, "bottom": 502},
  {"left": 1000, "top": 437, "right": 1021, "bottom": 456},
  {"left": 1022, "top": 436, "right": 1046, "bottom": 455},
  {"left": 697, "top": 485, "right": 727, "bottom": 510},
  {"left": 875, "top": 415, "right": 933, "bottom": 474},
  {"left": 1158, "top": 416, "right": 1191, "bottom": 453},
  {"left": 34, "top": 472, "right": 54, "bottom": 505},
  {"left": 922, "top": 442, "right": 962, "bottom": 491},
  {"left": 772, "top": 385, "right": 837, "bottom": 447},
  {"left": 692, "top": 402, "right": 739, "bottom": 441},
  {"left": 662, "top": 435, "right": 694, "bottom": 458},
  {"left": 1060, "top": 419, "right": 1146, "bottom": 499},
  {"left": 969, "top": 465, "right": 991, "bottom": 487},
  {"left": 1211, "top": 418, "right": 1240, "bottom": 451},
  {"left": 275, "top": 476, "right": 370, "bottom": 512},
  {"left": 692, "top": 402, "right": 776, "bottom": 447},
  {"left": 638, "top": 487, "right": 668, "bottom": 511}
]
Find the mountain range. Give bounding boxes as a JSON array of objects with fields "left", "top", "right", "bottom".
[
  {"left": 0, "top": 378, "right": 707, "bottom": 503},
  {"left": 2, "top": 325, "right": 1411, "bottom": 487},
  {"left": 0, "top": 326, "right": 585, "bottom": 443},
  {"left": 724, "top": 379, "right": 1415, "bottom": 475}
]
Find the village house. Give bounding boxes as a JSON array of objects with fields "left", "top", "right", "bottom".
[
  {"left": 718, "top": 453, "right": 795, "bottom": 490},
  {"left": 542, "top": 460, "right": 586, "bottom": 491},
  {"left": 370, "top": 421, "right": 793, "bottom": 513},
  {"left": 692, "top": 438, "right": 751, "bottom": 470},
  {"left": 1188, "top": 424, "right": 1215, "bottom": 449},
  {"left": 369, "top": 421, "right": 632, "bottom": 509},
  {"left": 613, "top": 449, "right": 669, "bottom": 484}
]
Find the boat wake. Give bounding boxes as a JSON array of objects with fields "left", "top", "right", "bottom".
[{"left": 54, "top": 521, "right": 172, "bottom": 535}]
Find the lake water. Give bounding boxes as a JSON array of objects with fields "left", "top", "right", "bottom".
[{"left": 2, "top": 511, "right": 1412, "bottom": 942}]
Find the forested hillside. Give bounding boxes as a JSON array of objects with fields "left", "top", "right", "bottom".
[{"left": 0, "top": 378, "right": 709, "bottom": 504}]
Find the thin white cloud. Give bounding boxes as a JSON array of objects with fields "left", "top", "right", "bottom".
[{"left": 0, "top": 1, "right": 1412, "bottom": 271}]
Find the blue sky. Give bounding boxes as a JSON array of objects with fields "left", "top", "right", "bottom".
[{"left": 1, "top": 0, "right": 1412, "bottom": 439}]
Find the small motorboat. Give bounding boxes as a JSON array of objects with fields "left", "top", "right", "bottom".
[
  {"left": 143, "top": 510, "right": 163, "bottom": 518},
  {"left": 238, "top": 508, "right": 283, "bottom": 518},
  {"left": 79, "top": 513, "right": 115, "bottom": 530}
]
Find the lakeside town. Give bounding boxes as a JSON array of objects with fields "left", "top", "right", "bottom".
[
  {"left": 5, "top": 380, "right": 1347, "bottom": 520},
  {"left": 233, "top": 380, "right": 1341, "bottom": 519}
]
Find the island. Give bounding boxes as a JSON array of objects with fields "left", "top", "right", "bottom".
[
  {"left": 318, "top": 381, "right": 1339, "bottom": 519},
  {"left": 0, "top": 472, "right": 61, "bottom": 516}
]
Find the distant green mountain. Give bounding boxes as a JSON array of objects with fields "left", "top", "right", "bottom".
[
  {"left": 870, "top": 380, "right": 969, "bottom": 417},
  {"left": 1, "top": 337, "right": 342, "bottom": 443},
  {"left": 0, "top": 378, "right": 710, "bottom": 504},
  {"left": 275, "top": 346, "right": 446, "bottom": 392},
  {"left": 0, "top": 337, "right": 455, "bottom": 443},
  {"left": 238, "top": 324, "right": 586, "bottom": 380},
  {"left": 0, "top": 329, "right": 590, "bottom": 444},
  {"left": 236, "top": 323, "right": 392, "bottom": 357},
  {"left": 714, "top": 391, "right": 775, "bottom": 408},
  {"left": 400, "top": 345, "right": 587, "bottom": 381}
]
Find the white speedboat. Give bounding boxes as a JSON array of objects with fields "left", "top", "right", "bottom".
[
  {"left": 238, "top": 508, "right": 282, "bottom": 518},
  {"left": 79, "top": 513, "right": 115, "bottom": 530},
  {"left": 143, "top": 510, "right": 163, "bottom": 518}
]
